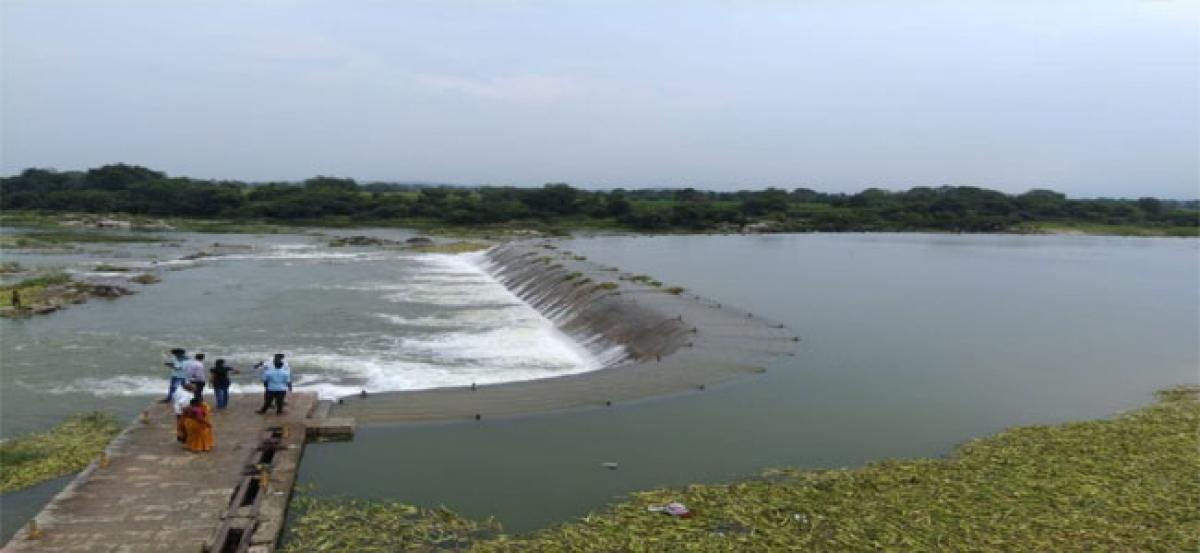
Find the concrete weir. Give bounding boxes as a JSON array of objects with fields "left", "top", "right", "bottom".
[
  {"left": 2, "top": 394, "right": 353, "bottom": 553},
  {"left": 333, "top": 242, "right": 797, "bottom": 423}
]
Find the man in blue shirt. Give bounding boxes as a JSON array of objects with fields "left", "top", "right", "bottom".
[
  {"left": 256, "top": 354, "right": 292, "bottom": 415},
  {"left": 160, "top": 348, "right": 188, "bottom": 403}
]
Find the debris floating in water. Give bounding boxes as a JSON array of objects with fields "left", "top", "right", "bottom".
[{"left": 601, "top": 462, "right": 619, "bottom": 470}]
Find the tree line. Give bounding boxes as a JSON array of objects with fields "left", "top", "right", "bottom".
[{"left": 2, "top": 164, "right": 1196, "bottom": 234}]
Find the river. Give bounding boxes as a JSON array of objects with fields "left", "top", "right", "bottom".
[{"left": 1, "top": 231, "right": 1196, "bottom": 537}]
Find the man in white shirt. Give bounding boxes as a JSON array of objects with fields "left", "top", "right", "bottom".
[{"left": 185, "top": 353, "right": 207, "bottom": 398}]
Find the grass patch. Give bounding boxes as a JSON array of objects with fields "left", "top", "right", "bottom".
[
  {"left": 0, "top": 412, "right": 122, "bottom": 492},
  {"left": 130, "top": 273, "right": 161, "bottom": 284},
  {"left": 408, "top": 241, "right": 492, "bottom": 254},
  {"left": 1016, "top": 221, "right": 1200, "bottom": 237},
  {"left": 0, "top": 271, "right": 73, "bottom": 307},
  {"left": 623, "top": 274, "right": 663, "bottom": 287},
  {"left": 281, "top": 386, "right": 1200, "bottom": 551}
]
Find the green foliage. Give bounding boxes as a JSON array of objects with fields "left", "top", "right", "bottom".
[
  {"left": 281, "top": 387, "right": 1200, "bottom": 551},
  {"left": 0, "top": 412, "right": 122, "bottom": 492},
  {"left": 3, "top": 164, "right": 1197, "bottom": 236}
]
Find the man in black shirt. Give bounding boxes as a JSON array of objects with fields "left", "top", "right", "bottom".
[{"left": 209, "top": 359, "right": 239, "bottom": 410}]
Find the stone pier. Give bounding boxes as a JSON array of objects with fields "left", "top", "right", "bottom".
[{"left": 2, "top": 393, "right": 352, "bottom": 553}]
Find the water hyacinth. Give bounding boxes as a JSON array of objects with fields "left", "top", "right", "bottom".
[
  {"left": 0, "top": 412, "right": 121, "bottom": 492},
  {"left": 282, "top": 386, "right": 1199, "bottom": 551}
]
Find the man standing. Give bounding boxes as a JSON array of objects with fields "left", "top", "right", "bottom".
[
  {"left": 256, "top": 354, "right": 292, "bottom": 415},
  {"left": 160, "top": 348, "right": 188, "bottom": 403},
  {"left": 185, "top": 353, "right": 207, "bottom": 398}
]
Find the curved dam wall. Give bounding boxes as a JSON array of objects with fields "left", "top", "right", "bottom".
[
  {"left": 481, "top": 244, "right": 692, "bottom": 365},
  {"left": 331, "top": 242, "right": 796, "bottom": 424}
]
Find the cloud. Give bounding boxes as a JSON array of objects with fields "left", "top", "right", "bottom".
[{"left": 414, "top": 73, "right": 581, "bottom": 102}]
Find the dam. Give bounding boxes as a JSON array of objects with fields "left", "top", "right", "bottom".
[
  {"left": 2, "top": 241, "right": 794, "bottom": 552},
  {"left": 331, "top": 242, "right": 796, "bottom": 423}
]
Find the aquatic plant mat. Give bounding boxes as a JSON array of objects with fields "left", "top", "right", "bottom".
[
  {"left": 0, "top": 412, "right": 121, "bottom": 492},
  {"left": 284, "top": 386, "right": 1199, "bottom": 551}
]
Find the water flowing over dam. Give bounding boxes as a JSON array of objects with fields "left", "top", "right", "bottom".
[{"left": 331, "top": 242, "right": 797, "bottom": 423}]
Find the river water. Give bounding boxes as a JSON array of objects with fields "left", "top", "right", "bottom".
[
  {"left": 0, "top": 228, "right": 608, "bottom": 438},
  {"left": 298, "top": 233, "right": 1199, "bottom": 532},
  {"left": 2, "top": 231, "right": 1197, "bottom": 538}
]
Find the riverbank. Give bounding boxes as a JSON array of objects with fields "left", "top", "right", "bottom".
[
  {"left": 284, "top": 385, "right": 1200, "bottom": 551},
  {"left": 4, "top": 209, "right": 1197, "bottom": 239}
]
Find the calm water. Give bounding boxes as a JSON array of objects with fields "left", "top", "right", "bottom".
[
  {"left": 298, "top": 233, "right": 1199, "bottom": 532},
  {"left": 1, "top": 232, "right": 1197, "bottom": 538}
]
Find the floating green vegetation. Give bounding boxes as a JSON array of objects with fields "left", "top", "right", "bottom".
[
  {"left": 541, "top": 244, "right": 558, "bottom": 250},
  {"left": 664, "top": 286, "right": 686, "bottom": 295},
  {"left": 408, "top": 241, "right": 492, "bottom": 254},
  {"left": 592, "top": 282, "right": 619, "bottom": 291},
  {"left": 623, "top": 274, "right": 663, "bottom": 287},
  {"left": 0, "top": 412, "right": 122, "bottom": 493},
  {"left": 563, "top": 272, "right": 583, "bottom": 281},
  {"left": 572, "top": 277, "right": 593, "bottom": 288},
  {"left": 280, "top": 496, "right": 502, "bottom": 552},
  {"left": 572, "top": 255, "right": 587, "bottom": 261},
  {"left": 130, "top": 273, "right": 161, "bottom": 285},
  {"left": 93, "top": 263, "right": 132, "bottom": 272},
  {"left": 282, "top": 386, "right": 1199, "bottom": 551},
  {"left": 535, "top": 256, "right": 552, "bottom": 264}
]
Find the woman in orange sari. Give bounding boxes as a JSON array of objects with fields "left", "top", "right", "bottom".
[{"left": 181, "top": 398, "right": 214, "bottom": 452}]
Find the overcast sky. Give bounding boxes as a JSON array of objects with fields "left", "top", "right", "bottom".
[{"left": 2, "top": 1, "right": 1197, "bottom": 197}]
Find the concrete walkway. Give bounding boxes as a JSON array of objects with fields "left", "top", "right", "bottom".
[{"left": 3, "top": 393, "right": 321, "bottom": 553}]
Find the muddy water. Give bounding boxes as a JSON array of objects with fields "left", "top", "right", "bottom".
[{"left": 2, "top": 231, "right": 1196, "bottom": 538}]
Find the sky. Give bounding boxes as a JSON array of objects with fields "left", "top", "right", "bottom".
[{"left": 1, "top": 1, "right": 1197, "bottom": 197}]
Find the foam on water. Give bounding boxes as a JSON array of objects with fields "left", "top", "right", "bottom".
[{"left": 39, "top": 250, "right": 625, "bottom": 400}]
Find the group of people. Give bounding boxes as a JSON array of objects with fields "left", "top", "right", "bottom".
[{"left": 160, "top": 349, "right": 295, "bottom": 453}]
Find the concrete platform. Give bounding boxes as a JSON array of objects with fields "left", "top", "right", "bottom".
[{"left": 2, "top": 392, "right": 346, "bottom": 553}]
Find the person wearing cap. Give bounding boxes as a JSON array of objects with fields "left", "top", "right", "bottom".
[{"left": 160, "top": 348, "right": 188, "bottom": 403}]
